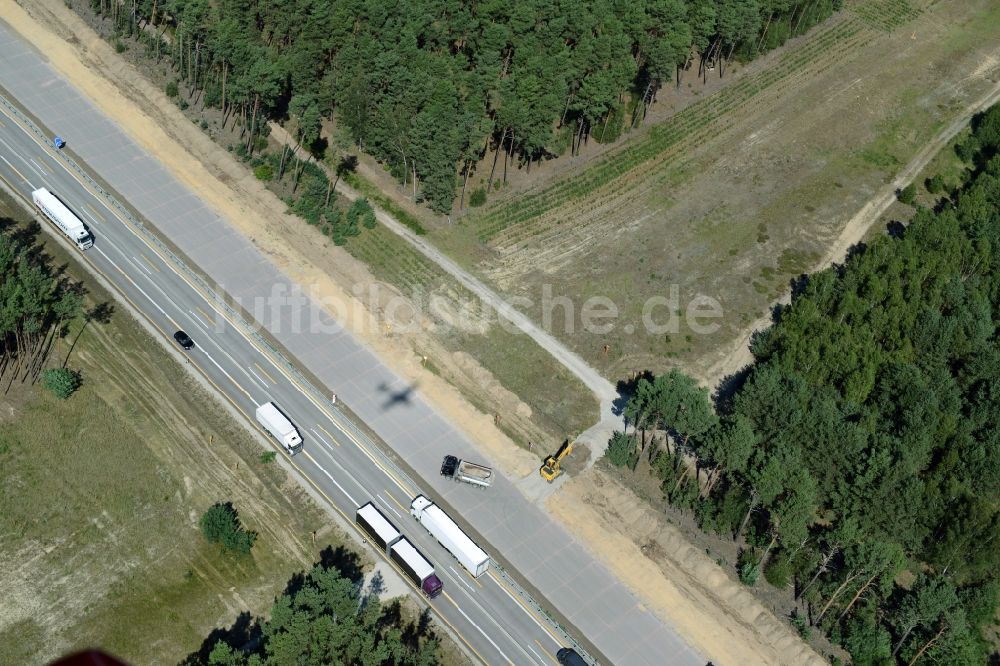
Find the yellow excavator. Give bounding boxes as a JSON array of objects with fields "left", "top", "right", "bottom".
[{"left": 540, "top": 439, "right": 574, "bottom": 482}]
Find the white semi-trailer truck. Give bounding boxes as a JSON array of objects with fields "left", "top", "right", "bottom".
[
  {"left": 255, "top": 402, "right": 302, "bottom": 454},
  {"left": 410, "top": 495, "right": 489, "bottom": 577},
  {"left": 32, "top": 188, "right": 93, "bottom": 250}
]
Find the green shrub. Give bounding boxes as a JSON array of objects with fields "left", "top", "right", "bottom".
[
  {"left": 606, "top": 431, "right": 638, "bottom": 468},
  {"left": 790, "top": 609, "right": 811, "bottom": 640},
  {"left": 925, "top": 174, "right": 945, "bottom": 194},
  {"left": 362, "top": 208, "right": 377, "bottom": 229},
  {"left": 469, "top": 188, "right": 487, "bottom": 207},
  {"left": 254, "top": 163, "right": 274, "bottom": 181},
  {"left": 592, "top": 105, "right": 626, "bottom": 144},
  {"left": 897, "top": 183, "right": 917, "bottom": 205},
  {"left": 114, "top": 40, "right": 127, "bottom": 54},
  {"left": 259, "top": 451, "right": 276, "bottom": 464},
  {"left": 200, "top": 502, "right": 257, "bottom": 555},
  {"left": 200, "top": 119, "right": 209, "bottom": 131},
  {"left": 738, "top": 549, "right": 760, "bottom": 586},
  {"left": 42, "top": 367, "right": 82, "bottom": 400},
  {"left": 764, "top": 549, "right": 792, "bottom": 588},
  {"left": 165, "top": 80, "right": 178, "bottom": 98},
  {"left": 178, "top": 99, "right": 189, "bottom": 111}
]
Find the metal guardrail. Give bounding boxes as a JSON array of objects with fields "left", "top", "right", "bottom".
[{"left": 0, "top": 91, "right": 599, "bottom": 666}]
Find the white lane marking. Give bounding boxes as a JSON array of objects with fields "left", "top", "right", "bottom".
[
  {"left": 126, "top": 254, "right": 152, "bottom": 276},
  {"left": 243, "top": 369, "right": 266, "bottom": 391},
  {"left": 199, "top": 348, "right": 252, "bottom": 399},
  {"left": 94, "top": 246, "right": 168, "bottom": 319},
  {"left": 79, "top": 208, "right": 102, "bottom": 227},
  {"left": 189, "top": 309, "right": 211, "bottom": 328},
  {"left": 184, "top": 317, "right": 260, "bottom": 388},
  {"left": 488, "top": 572, "right": 562, "bottom": 643},
  {"left": 301, "top": 450, "right": 357, "bottom": 505},
  {"left": 451, "top": 566, "right": 476, "bottom": 593},
  {"left": 309, "top": 426, "right": 333, "bottom": 449},
  {"left": 0, "top": 154, "right": 34, "bottom": 189},
  {"left": 378, "top": 496, "right": 402, "bottom": 518},
  {"left": 248, "top": 366, "right": 269, "bottom": 387},
  {"left": 188, "top": 315, "right": 210, "bottom": 335},
  {"left": 132, "top": 264, "right": 189, "bottom": 315},
  {"left": 444, "top": 592, "right": 514, "bottom": 665},
  {"left": 22, "top": 122, "right": 415, "bottom": 507},
  {"left": 527, "top": 644, "right": 544, "bottom": 664},
  {"left": 27, "top": 158, "right": 46, "bottom": 178}
]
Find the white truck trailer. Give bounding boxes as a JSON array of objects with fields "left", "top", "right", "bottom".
[
  {"left": 410, "top": 495, "right": 489, "bottom": 577},
  {"left": 440, "top": 455, "right": 493, "bottom": 489},
  {"left": 356, "top": 502, "right": 403, "bottom": 553},
  {"left": 389, "top": 538, "right": 443, "bottom": 598},
  {"left": 32, "top": 188, "right": 93, "bottom": 250},
  {"left": 255, "top": 402, "right": 302, "bottom": 454}
]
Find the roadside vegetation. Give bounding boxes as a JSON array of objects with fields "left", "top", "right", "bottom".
[
  {"left": 0, "top": 221, "right": 84, "bottom": 399},
  {"left": 0, "top": 197, "right": 457, "bottom": 665},
  {"left": 200, "top": 502, "right": 257, "bottom": 556},
  {"left": 61, "top": 0, "right": 601, "bottom": 448},
  {"left": 606, "top": 105, "right": 1000, "bottom": 664},
  {"left": 190, "top": 564, "right": 440, "bottom": 666},
  {"left": 88, "top": 0, "right": 841, "bottom": 213}
]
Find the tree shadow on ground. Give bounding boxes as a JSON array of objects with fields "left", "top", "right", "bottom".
[
  {"left": 613, "top": 370, "right": 655, "bottom": 418},
  {"left": 179, "top": 610, "right": 261, "bottom": 666},
  {"left": 179, "top": 545, "right": 365, "bottom": 665}
]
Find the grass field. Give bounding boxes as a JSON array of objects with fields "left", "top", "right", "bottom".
[
  {"left": 0, "top": 196, "right": 462, "bottom": 664},
  {"left": 344, "top": 222, "right": 598, "bottom": 441},
  {"left": 414, "top": 0, "right": 1000, "bottom": 383}
]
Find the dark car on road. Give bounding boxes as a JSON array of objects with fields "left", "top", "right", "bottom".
[
  {"left": 557, "top": 648, "right": 588, "bottom": 666},
  {"left": 173, "top": 330, "right": 194, "bottom": 350}
]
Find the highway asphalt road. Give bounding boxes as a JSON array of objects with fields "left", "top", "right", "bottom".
[
  {"left": 0, "top": 96, "right": 565, "bottom": 666},
  {"left": 0, "top": 19, "right": 705, "bottom": 666}
]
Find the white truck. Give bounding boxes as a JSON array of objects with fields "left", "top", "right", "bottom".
[
  {"left": 32, "top": 187, "right": 93, "bottom": 250},
  {"left": 410, "top": 495, "right": 489, "bottom": 577},
  {"left": 255, "top": 402, "right": 302, "bottom": 454},
  {"left": 440, "top": 455, "right": 493, "bottom": 489}
]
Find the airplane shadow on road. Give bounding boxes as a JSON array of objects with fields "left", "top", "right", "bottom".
[{"left": 377, "top": 381, "right": 417, "bottom": 410}]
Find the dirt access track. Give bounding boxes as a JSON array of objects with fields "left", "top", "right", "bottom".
[{"left": 448, "top": 0, "right": 1000, "bottom": 387}]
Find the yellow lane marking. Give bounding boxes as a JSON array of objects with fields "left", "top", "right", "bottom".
[
  {"left": 85, "top": 203, "right": 106, "bottom": 222},
  {"left": 384, "top": 490, "right": 408, "bottom": 514},
  {"left": 316, "top": 423, "right": 340, "bottom": 447},
  {"left": 0, "top": 118, "right": 6, "bottom": 128},
  {"left": 3, "top": 158, "right": 31, "bottom": 187},
  {"left": 254, "top": 361, "right": 276, "bottom": 384},
  {"left": 535, "top": 639, "right": 559, "bottom": 664},
  {"left": 140, "top": 253, "right": 160, "bottom": 272}
]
